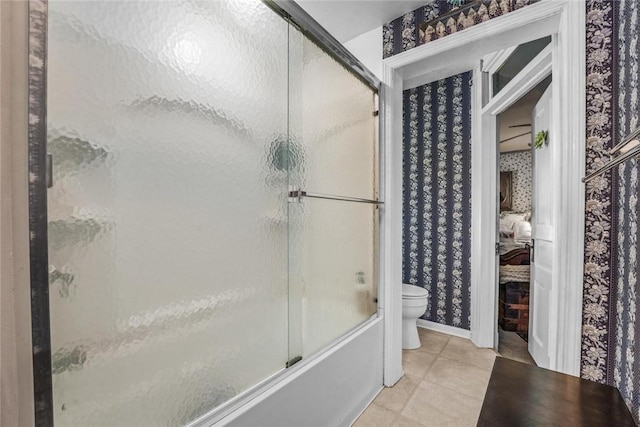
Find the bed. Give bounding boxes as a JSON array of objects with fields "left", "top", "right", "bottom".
[{"left": 499, "top": 211, "right": 532, "bottom": 256}]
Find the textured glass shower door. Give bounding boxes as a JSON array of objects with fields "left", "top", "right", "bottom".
[
  {"left": 46, "top": 1, "right": 290, "bottom": 425},
  {"left": 287, "top": 30, "right": 379, "bottom": 359},
  {"left": 45, "top": 1, "right": 378, "bottom": 425}
]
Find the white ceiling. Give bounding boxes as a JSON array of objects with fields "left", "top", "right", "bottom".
[
  {"left": 498, "top": 90, "right": 538, "bottom": 153},
  {"left": 296, "top": 1, "right": 428, "bottom": 42},
  {"left": 498, "top": 77, "right": 551, "bottom": 153}
]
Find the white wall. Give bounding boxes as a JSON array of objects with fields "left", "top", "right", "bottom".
[{"left": 343, "top": 26, "right": 383, "bottom": 82}]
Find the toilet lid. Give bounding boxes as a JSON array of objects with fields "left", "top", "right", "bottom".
[{"left": 402, "top": 284, "right": 428, "bottom": 298}]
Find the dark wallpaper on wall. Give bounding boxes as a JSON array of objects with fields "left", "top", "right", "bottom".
[
  {"left": 583, "top": 0, "right": 640, "bottom": 422},
  {"left": 581, "top": 0, "right": 616, "bottom": 387},
  {"left": 612, "top": 0, "right": 640, "bottom": 422},
  {"left": 499, "top": 151, "right": 532, "bottom": 213},
  {"left": 402, "top": 73, "right": 473, "bottom": 330},
  {"left": 383, "top": 0, "right": 539, "bottom": 58},
  {"left": 386, "top": 0, "right": 640, "bottom": 422},
  {"left": 389, "top": 0, "right": 539, "bottom": 331}
]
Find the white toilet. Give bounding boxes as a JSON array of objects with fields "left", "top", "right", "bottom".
[{"left": 402, "top": 284, "right": 429, "bottom": 350}]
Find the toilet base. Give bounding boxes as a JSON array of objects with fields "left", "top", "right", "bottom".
[{"left": 402, "top": 317, "right": 421, "bottom": 349}]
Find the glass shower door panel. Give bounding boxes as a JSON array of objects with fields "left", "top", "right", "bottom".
[
  {"left": 289, "top": 29, "right": 378, "bottom": 357},
  {"left": 289, "top": 200, "right": 377, "bottom": 358},
  {"left": 47, "top": 1, "right": 288, "bottom": 425},
  {"left": 292, "top": 35, "right": 377, "bottom": 200},
  {"left": 288, "top": 30, "right": 378, "bottom": 359}
]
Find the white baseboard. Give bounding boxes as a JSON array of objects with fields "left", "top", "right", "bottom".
[{"left": 416, "top": 319, "right": 471, "bottom": 339}]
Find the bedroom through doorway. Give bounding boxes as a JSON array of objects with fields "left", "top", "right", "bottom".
[{"left": 496, "top": 75, "right": 552, "bottom": 366}]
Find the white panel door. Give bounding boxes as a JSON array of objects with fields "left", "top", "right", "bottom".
[{"left": 529, "top": 85, "right": 554, "bottom": 368}]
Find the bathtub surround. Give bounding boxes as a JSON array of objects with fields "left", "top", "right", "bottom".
[
  {"left": 28, "top": 0, "right": 382, "bottom": 425},
  {"left": 499, "top": 151, "right": 532, "bottom": 213},
  {"left": 402, "top": 72, "right": 472, "bottom": 330},
  {"left": 386, "top": 0, "right": 640, "bottom": 422}
]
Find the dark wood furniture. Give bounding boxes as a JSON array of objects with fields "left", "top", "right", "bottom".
[
  {"left": 499, "top": 246, "right": 530, "bottom": 266},
  {"left": 499, "top": 247, "right": 531, "bottom": 336},
  {"left": 478, "top": 358, "right": 636, "bottom": 426},
  {"left": 498, "top": 282, "right": 529, "bottom": 333}
]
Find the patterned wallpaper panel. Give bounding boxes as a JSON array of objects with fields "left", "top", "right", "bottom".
[
  {"left": 391, "top": 0, "right": 538, "bottom": 332},
  {"left": 499, "top": 151, "right": 532, "bottom": 213},
  {"left": 388, "top": 4, "right": 639, "bottom": 419},
  {"left": 383, "top": 0, "right": 539, "bottom": 58},
  {"left": 581, "top": 0, "right": 616, "bottom": 387},
  {"left": 402, "top": 72, "right": 473, "bottom": 330},
  {"left": 612, "top": 0, "right": 640, "bottom": 422}
]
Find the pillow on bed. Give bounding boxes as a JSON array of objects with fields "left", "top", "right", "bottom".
[
  {"left": 500, "top": 230, "right": 515, "bottom": 238},
  {"left": 500, "top": 212, "right": 527, "bottom": 231},
  {"left": 513, "top": 220, "right": 532, "bottom": 243}
]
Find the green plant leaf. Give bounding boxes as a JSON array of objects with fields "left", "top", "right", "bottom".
[{"left": 534, "top": 130, "right": 548, "bottom": 149}]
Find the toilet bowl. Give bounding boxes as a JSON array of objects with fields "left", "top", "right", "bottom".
[{"left": 402, "top": 284, "right": 429, "bottom": 350}]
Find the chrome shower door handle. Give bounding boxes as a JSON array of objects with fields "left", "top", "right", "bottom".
[{"left": 288, "top": 189, "right": 383, "bottom": 205}]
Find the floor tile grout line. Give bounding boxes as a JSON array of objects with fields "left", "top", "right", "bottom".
[
  {"left": 420, "top": 373, "right": 489, "bottom": 404},
  {"left": 359, "top": 331, "right": 487, "bottom": 427},
  {"left": 394, "top": 332, "right": 492, "bottom": 425},
  {"left": 436, "top": 353, "right": 497, "bottom": 372},
  {"left": 399, "top": 376, "right": 485, "bottom": 427},
  {"left": 435, "top": 354, "right": 495, "bottom": 370},
  {"left": 393, "top": 333, "right": 452, "bottom": 423},
  {"left": 414, "top": 338, "right": 494, "bottom": 410}
]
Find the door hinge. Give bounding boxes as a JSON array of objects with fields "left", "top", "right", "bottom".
[
  {"left": 286, "top": 356, "right": 302, "bottom": 368},
  {"left": 373, "top": 110, "right": 379, "bottom": 117},
  {"left": 495, "top": 242, "right": 500, "bottom": 255}
]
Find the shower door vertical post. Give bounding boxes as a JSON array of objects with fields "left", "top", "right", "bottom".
[{"left": 27, "top": 0, "right": 54, "bottom": 424}]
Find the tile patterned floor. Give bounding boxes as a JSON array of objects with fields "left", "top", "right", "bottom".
[
  {"left": 353, "top": 328, "right": 497, "bottom": 427},
  {"left": 498, "top": 327, "right": 535, "bottom": 366}
]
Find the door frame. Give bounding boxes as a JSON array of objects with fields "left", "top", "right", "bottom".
[
  {"left": 381, "top": 0, "right": 585, "bottom": 386},
  {"left": 480, "top": 42, "right": 552, "bottom": 354}
]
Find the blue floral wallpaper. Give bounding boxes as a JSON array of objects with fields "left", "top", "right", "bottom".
[
  {"left": 387, "top": 0, "right": 640, "bottom": 422},
  {"left": 383, "top": 0, "right": 539, "bottom": 58},
  {"left": 499, "top": 151, "right": 532, "bottom": 213},
  {"left": 582, "top": 0, "right": 615, "bottom": 387},
  {"left": 402, "top": 73, "right": 472, "bottom": 330},
  {"left": 391, "top": 0, "right": 538, "bottom": 331},
  {"left": 612, "top": 0, "right": 640, "bottom": 422}
]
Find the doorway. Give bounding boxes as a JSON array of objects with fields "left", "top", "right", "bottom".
[
  {"left": 495, "top": 76, "right": 552, "bottom": 366},
  {"left": 382, "top": 1, "right": 585, "bottom": 385},
  {"left": 481, "top": 35, "right": 557, "bottom": 368}
]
